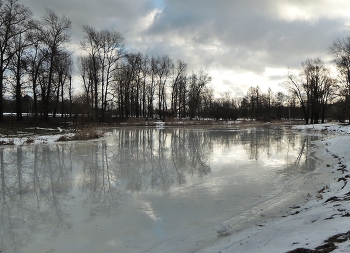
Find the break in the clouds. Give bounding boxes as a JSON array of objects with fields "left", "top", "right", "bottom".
[{"left": 24, "top": 0, "right": 350, "bottom": 96}]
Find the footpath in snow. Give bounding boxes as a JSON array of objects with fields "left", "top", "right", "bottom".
[{"left": 199, "top": 123, "right": 350, "bottom": 253}]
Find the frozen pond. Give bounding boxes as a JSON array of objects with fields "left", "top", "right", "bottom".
[{"left": 0, "top": 126, "right": 324, "bottom": 253}]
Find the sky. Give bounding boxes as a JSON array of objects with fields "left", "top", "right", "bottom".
[{"left": 23, "top": 0, "right": 350, "bottom": 97}]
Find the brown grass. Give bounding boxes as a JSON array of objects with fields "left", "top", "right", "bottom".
[
  {"left": 57, "top": 128, "right": 103, "bottom": 142},
  {"left": 25, "top": 138, "right": 35, "bottom": 144}
]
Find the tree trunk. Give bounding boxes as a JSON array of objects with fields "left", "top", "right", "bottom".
[{"left": 0, "top": 66, "right": 4, "bottom": 122}]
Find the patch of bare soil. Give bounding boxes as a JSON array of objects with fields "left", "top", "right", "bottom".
[{"left": 288, "top": 231, "right": 350, "bottom": 252}]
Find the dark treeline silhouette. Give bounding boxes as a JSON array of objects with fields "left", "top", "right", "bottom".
[{"left": 0, "top": 0, "right": 349, "bottom": 124}]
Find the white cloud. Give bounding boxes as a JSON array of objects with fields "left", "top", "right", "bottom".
[
  {"left": 209, "top": 68, "right": 287, "bottom": 98},
  {"left": 275, "top": 0, "right": 350, "bottom": 22}
]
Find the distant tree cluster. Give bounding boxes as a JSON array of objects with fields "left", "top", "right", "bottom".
[
  {"left": 78, "top": 26, "right": 212, "bottom": 121},
  {"left": 0, "top": 0, "right": 349, "bottom": 124},
  {"left": 0, "top": 0, "right": 72, "bottom": 122},
  {"left": 0, "top": 0, "right": 214, "bottom": 123},
  {"left": 286, "top": 59, "right": 337, "bottom": 124}
]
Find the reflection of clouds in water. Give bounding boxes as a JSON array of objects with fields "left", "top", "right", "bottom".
[
  {"left": 137, "top": 200, "right": 165, "bottom": 238},
  {"left": 107, "top": 240, "right": 118, "bottom": 247},
  {"left": 211, "top": 145, "right": 246, "bottom": 163},
  {"left": 0, "top": 127, "right": 319, "bottom": 253},
  {"left": 154, "top": 219, "right": 165, "bottom": 238},
  {"left": 139, "top": 201, "right": 160, "bottom": 221}
]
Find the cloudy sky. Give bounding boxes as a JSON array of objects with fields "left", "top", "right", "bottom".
[{"left": 24, "top": 0, "right": 350, "bottom": 97}]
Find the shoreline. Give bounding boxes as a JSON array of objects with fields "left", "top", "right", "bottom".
[
  {"left": 0, "top": 118, "right": 295, "bottom": 146},
  {"left": 198, "top": 123, "right": 350, "bottom": 253}
]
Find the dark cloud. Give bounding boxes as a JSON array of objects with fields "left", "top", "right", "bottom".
[
  {"left": 23, "top": 0, "right": 350, "bottom": 94},
  {"left": 145, "top": 0, "right": 346, "bottom": 71}
]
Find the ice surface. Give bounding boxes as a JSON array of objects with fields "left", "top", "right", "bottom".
[{"left": 1, "top": 124, "right": 350, "bottom": 253}]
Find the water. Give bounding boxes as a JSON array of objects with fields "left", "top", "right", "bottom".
[{"left": 0, "top": 126, "right": 323, "bottom": 253}]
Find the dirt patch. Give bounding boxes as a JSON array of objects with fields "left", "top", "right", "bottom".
[{"left": 288, "top": 231, "right": 350, "bottom": 252}]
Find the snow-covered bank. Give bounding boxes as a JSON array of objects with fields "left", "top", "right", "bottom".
[
  {"left": 294, "top": 123, "right": 350, "bottom": 134},
  {"left": 0, "top": 134, "right": 64, "bottom": 145},
  {"left": 199, "top": 123, "right": 350, "bottom": 253}
]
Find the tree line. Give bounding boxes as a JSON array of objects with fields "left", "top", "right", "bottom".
[{"left": 1, "top": 0, "right": 350, "bottom": 124}]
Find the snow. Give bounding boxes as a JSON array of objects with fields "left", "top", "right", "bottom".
[
  {"left": 2, "top": 123, "right": 350, "bottom": 252},
  {"left": 0, "top": 127, "right": 74, "bottom": 145},
  {"left": 217, "top": 222, "right": 232, "bottom": 234},
  {"left": 199, "top": 123, "right": 350, "bottom": 253},
  {"left": 293, "top": 122, "right": 350, "bottom": 134},
  {"left": 0, "top": 134, "right": 65, "bottom": 145}
]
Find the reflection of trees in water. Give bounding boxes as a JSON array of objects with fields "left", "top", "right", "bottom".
[
  {"left": 78, "top": 142, "right": 120, "bottom": 219},
  {"left": 97, "top": 128, "right": 212, "bottom": 192},
  {"left": 0, "top": 144, "right": 74, "bottom": 253},
  {"left": 241, "top": 127, "right": 319, "bottom": 171},
  {"left": 239, "top": 127, "right": 286, "bottom": 161},
  {"left": 208, "top": 127, "right": 318, "bottom": 172},
  {"left": 279, "top": 133, "right": 319, "bottom": 174}
]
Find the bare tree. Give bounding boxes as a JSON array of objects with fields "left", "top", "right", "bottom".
[
  {"left": 0, "top": 0, "right": 32, "bottom": 121},
  {"left": 99, "top": 29, "right": 124, "bottom": 120},
  {"left": 147, "top": 57, "right": 158, "bottom": 118},
  {"left": 114, "top": 53, "right": 139, "bottom": 117},
  {"left": 52, "top": 52, "right": 72, "bottom": 118},
  {"left": 245, "top": 86, "right": 257, "bottom": 120},
  {"left": 8, "top": 28, "right": 31, "bottom": 121},
  {"left": 26, "top": 34, "right": 48, "bottom": 120},
  {"left": 80, "top": 26, "right": 124, "bottom": 121},
  {"left": 80, "top": 26, "right": 100, "bottom": 120},
  {"left": 329, "top": 36, "right": 350, "bottom": 122},
  {"left": 287, "top": 58, "right": 335, "bottom": 124},
  {"left": 170, "top": 59, "right": 187, "bottom": 118},
  {"left": 140, "top": 54, "right": 149, "bottom": 117},
  {"left": 156, "top": 55, "right": 173, "bottom": 119},
  {"left": 38, "top": 9, "right": 71, "bottom": 122},
  {"left": 188, "top": 70, "right": 211, "bottom": 119}
]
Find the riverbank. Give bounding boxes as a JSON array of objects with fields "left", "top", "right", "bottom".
[{"left": 198, "top": 123, "right": 350, "bottom": 253}]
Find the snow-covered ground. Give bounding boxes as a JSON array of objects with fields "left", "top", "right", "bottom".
[
  {"left": 0, "top": 127, "right": 77, "bottom": 145},
  {"left": 199, "top": 123, "right": 350, "bottom": 253},
  {"left": 0, "top": 134, "right": 64, "bottom": 145}
]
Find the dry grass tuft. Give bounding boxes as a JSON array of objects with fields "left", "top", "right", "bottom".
[
  {"left": 25, "top": 138, "right": 35, "bottom": 144},
  {"left": 57, "top": 128, "right": 103, "bottom": 142}
]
